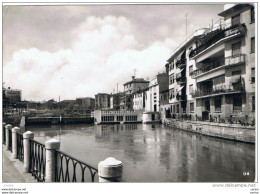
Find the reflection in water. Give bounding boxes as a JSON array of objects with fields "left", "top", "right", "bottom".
[{"left": 26, "top": 123, "right": 255, "bottom": 182}]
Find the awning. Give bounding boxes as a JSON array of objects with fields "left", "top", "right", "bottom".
[
  {"left": 230, "top": 75, "right": 241, "bottom": 84},
  {"left": 177, "top": 86, "right": 184, "bottom": 92}
]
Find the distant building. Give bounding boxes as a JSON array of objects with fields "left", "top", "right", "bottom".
[
  {"left": 120, "top": 76, "right": 149, "bottom": 110},
  {"left": 95, "top": 93, "right": 111, "bottom": 110},
  {"left": 110, "top": 93, "right": 124, "bottom": 110},
  {"left": 146, "top": 73, "right": 169, "bottom": 112},
  {"left": 76, "top": 97, "right": 95, "bottom": 110},
  {"left": 4, "top": 87, "right": 22, "bottom": 107},
  {"left": 132, "top": 88, "right": 148, "bottom": 111}
]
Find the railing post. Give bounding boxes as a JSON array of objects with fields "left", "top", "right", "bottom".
[
  {"left": 11, "top": 127, "right": 20, "bottom": 159},
  {"left": 23, "top": 131, "right": 34, "bottom": 173},
  {"left": 3, "top": 122, "right": 6, "bottom": 144},
  {"left": 45, "top": 139, "right": 60, "bottom": 182},
  {"left": 98, "top": 157, "right": 123, "bottom": 182},
  {"left": 5, "top": 124, "right": 12, "bottom": 150}
]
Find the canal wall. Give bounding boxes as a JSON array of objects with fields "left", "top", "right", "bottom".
[
  {"left": 25, "top": 117, "right": 94, "bottom": 125},
  {"left": 162, "top": 118, "right": 255, "bottom": 144}
]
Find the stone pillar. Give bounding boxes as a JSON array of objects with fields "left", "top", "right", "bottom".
[
  {"left": 45, "top": 139, "right": 60, "bottom": 182},
  {"left": 2, "top": 123, "right": 6, "bottom": 143},
  {"left": 98, "top": 157, "right": 123, "bottom": 182},
  {"left": 5, "top": 124, "right": 12, "bottom": 150},
  {"left": 11, "top": 127, "right": 21, "bottom": 159},
  {"left": 23, "top": 131, "right": 34, "bottom": 173}
]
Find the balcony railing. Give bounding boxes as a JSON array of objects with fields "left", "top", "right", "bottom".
[
  {"left": 176, "top": 77, "right": 186, "bottom": 85},
  {"left": 176, "top": 58, "right": 186, "bottom": 68},
  {"left": 189, "top": 24, "right": 246, "bottom": 58},
  {"left": 176, "top": 93, "right": 186, "bottom": 101},
  {"left": 191, "top": 54, "right": 245, "bottom": 78},
  {"left": 192, "top": 83, "right": 245, "bottom": 98}
]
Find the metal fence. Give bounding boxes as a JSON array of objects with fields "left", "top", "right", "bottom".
[
  {"left": 29, "top": 139, "right": 46, "bottom": 182},
  {"left": 54, "top": 150, "right": 98, "bottom": 182},
  {"left": 17, "top": 132, "right": 24, "bottom": 162}
]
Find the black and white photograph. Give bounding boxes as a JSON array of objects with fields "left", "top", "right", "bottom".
[{"left": 1, "top": 1, "right": 257, "bottom": 193}]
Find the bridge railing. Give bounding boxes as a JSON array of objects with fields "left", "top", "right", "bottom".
[{"left": 2, "top": 123, "right": 123, "bottom": 183}]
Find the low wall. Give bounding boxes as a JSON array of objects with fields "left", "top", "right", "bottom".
[
  {"left": 162, "top": 118, "right": 255, "bottom": 144},
  {"left": 26, "top": 117, "right": 94, "bottom": 125}
]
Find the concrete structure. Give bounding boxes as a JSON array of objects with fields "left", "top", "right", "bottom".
[
  {"left": 11, "top": 127, "right": 20, "bottom": 159},
  {"left": 23, "top": 131, "right": 34, "bottom": 173},
  {"left": 95, "top": 93, "right": 111, "bottom": 110},
  {"left": 190, "top": 3, "right": 255, "bottom": 122},
  {"left": 45, "top": 139, "right": 60, "bottom": 182},
  {"left": 98, "top": 157, "right": 123, "bottom": 182},
  {"left": 94, "top": 110, "right": 143, "bottom": 124}
]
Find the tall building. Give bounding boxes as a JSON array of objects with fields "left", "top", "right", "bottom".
[
  {"left": 191, "top": 3, "right": 255, "bottom": 122},
  {"left": 76, "top": 97, "right": 95, "bottom": 111},
  {"left": 4, "top": 87, "right": 22, "bottom": 106},
  {"left": 166, "top": 3, "right": 255, "bottom": 123},
  {"left": 95, "top": 93, "right": 111, "bottom": 110},
  {"left": 110, "top": 92, "right": 124, "bottom": 110}
]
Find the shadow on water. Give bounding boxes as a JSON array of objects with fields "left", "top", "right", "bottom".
[{"left": 26, "top": 123, "right": 255, "bottom": 182}]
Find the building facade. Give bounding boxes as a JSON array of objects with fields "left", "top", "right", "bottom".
[
  {"left": 95, "top": 93, "right": 111, "bottom": 110},
  {"left": 166, "top": 3, "right": 255, "bottom": 124}
]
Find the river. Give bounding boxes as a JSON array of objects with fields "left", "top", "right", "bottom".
[{"left": 26, "top": 123, "right": 255, "bottom": 182}]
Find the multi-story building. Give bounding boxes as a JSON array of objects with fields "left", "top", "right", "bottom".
[
  {"left": 76, "top": 97, "right": 95, "bottom": 111},
  {"left": 120, "top": 76, "right": 149, "bottom": 110},
  {"left": 166, "top": 3, "right": 255, "bottom": 123},
  {"left": 132, "top": 88, "right": 148, "bottom": 111},
  {"left": 167, "top": 29, "right": 207, "bottom": 119},
  {"left": 110, "top": 92, "right": 124, "bottom": 110},
  {"left": 4, "top": 87, "right": 22, "bottom": 105},
  {"left": 146, "top": 73, "right": 169, "bottom": 112},
  {"left": 190, "top": 3, "right": 255, "bottom": 122},
  {"left": 95, "top": 93, "right": 111, "bottom": 110}
]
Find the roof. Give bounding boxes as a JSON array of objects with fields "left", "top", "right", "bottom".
[
  {"left": 218, "top": 4, "right": 254, "bottom": 17},
  {"left": 123, "top": 78, "right": 149, "bottom": 86}
]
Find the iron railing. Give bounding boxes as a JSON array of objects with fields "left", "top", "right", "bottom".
[
  {"left": 54, "top": 150, "right": 98, "bottom": 182},
  {"left": 3, "top": 125, "right": 6, "bottom": 145},
  {"left": 176, "top": 58, "right": 186, "bottom": 68},
  {"left": 189, "top": 24, "right": 246, "bottom": 58},
  {"left": 176, "top": 77, "right": 186, "bottom": 85},
  {"left": 8, "top": 129, "right": 12, "bottom": 152},
  {"left": 17, "top": 132, "right": 24, "bottom": 162},
  {"left": 192, "top": 83, "right": 245, "bottom": 98},
  {"left": 29, "top": 139, "right": 46, "bottom": 182}
]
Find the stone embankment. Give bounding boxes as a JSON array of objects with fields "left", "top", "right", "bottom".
[{"left": 162, "top": 118, "right": 255, "bottom": 144}]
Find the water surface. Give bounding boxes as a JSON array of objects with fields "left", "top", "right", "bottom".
[{"left": 26, "top": 123, "right": 255, "bottom": 182}]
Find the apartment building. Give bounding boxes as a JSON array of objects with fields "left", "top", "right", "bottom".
[
  {"left": 166, "top": 3, "right": 255, "bottom": 123},
  {"left": 95, "top": 93, "right": 111, "bottom": 110},
  {"left": 190, "top": 4, "right": 255, "bottom": 122},
  {"left": 167, "top": 29, "right": 207, "bottom": 119},
  {"left": 132, "top": 88, "right": 148, "bottom": 111}
]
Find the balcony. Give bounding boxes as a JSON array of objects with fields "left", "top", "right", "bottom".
[
  {"left": 176, "top": 77, "right": 186, "bottom": 85},
  {"left": 191, "top": 54, "right": 245, "bottom": 79},
  {"left": 176, "top": 93, "right": 187, "bottom": 101},
  {"left": 192, "top": 83, "right": 245, "bottom": 98},
  {"left": 176, "top": 58, "right": 186, "bottom": 68},
  {"left": 189, "top": 24, "right": 246, "bottom": 58}
]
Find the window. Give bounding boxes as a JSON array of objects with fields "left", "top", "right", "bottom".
[
  {"left": 252, "top": 96, "right": 255, "bottom": 111},
  {"left": 189, "top": 65, "right": 193, "bottom": 75},
  {"left": 232, "top": 70, "right": 241, "bottom": 76},
  {"left": 232, "top": 42, "right": 241, "bottom": 57},
  {"left": 214, "top": 99, "right": 221, "bottom": 112},
  {"left": 190, "top": 102, "right": 194, "bottom": 112},
  {"left": 251, "top": 7, "right": 255, "bottom": 23},
  {"left": 251, "top": 37, "right": 255, "bottom": 53},
  {"left": 176, "top": 104, "right": 180, "bottom": 113},
  {"left": 251, "top": 68, "right": 255, "bottom": 83},
  {"left": 173, "top": 105, "right": 175, "bottom": 113},
  {"left": 189, "top": 84, "right": 194, "bottom": 94},
  {"left": 232, "top": 14, "right": 240, "bottom": 26},
  {"left": 233, "top": 95, "right": 242, "bottom": 111}
]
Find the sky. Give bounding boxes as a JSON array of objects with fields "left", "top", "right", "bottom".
[{"left": 3, "top": 3, "right": 224, "bottom": 101}]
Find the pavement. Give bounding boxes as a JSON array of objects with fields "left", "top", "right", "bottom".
[{"left": 2, "top": 147, "right": 37, "bottom": 183}]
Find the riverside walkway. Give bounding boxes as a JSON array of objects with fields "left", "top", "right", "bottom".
[{"left": 2, "top": 148, "right": 36, "bottom": 183}]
